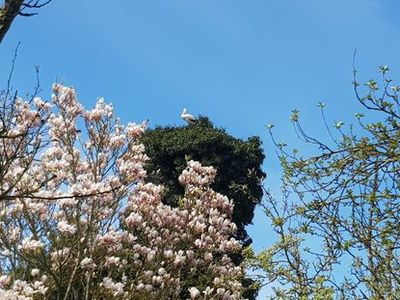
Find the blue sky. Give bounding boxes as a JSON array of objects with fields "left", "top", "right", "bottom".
[{"left": 1, "top": 0, "right": 400, "bottom": 298}]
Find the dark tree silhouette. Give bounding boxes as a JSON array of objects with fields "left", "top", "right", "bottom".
[
  {"left": 141, "top": 117, "right": 265, "bottom": 299},
  {"left": 0, "top": 0, "right": 53, "bottom": 43},
  {"left": 141, "top": 117, "right": 265, "bottom": 246}
]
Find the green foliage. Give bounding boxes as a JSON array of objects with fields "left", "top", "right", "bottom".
[
  {"left": 141, "top": 117, "right": 265, "bottom": 246},
  {"left": 251, "top": 65, "right": 400, "bottom": 299},
  {"left": 141, "top": 117, "right": 265, "bottom": 299}
]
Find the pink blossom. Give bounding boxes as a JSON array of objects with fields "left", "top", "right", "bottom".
[
  {"left": 80, "top": 257, "right": 96, "bottom": 270},
  {"left": 125, "top": 212, "right": 143, "bottom": 228},
  {"left": 18, "top": 238, "right": 43, "bottom": 252},
  {"left": 100, "top": 277, "right": 125, "bottom": 296},
  {"left": 105, "top": 256, "right": 121, "bottom": 267},
  {"left": 189, "top": 287, "right": 200, "bottom": 298},
  {"left": 0, "top": 275, "right": 10, "bottom": 287},
  {"left": 0, "top": 85, "right": 244, "bottom": 299},
  {"left": 126, "top": 122, "right": 145, "bottom": 138},
  {"left": 57, "top": 220, "right": 77, "bottom": 235}
]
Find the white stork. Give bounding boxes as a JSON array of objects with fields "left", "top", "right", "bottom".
[
  {"left": 141, "top": 119, "right": 149, "bottom": 129},
  {"left": 180, "top": 108, "right": 197, "bottom": 124}
]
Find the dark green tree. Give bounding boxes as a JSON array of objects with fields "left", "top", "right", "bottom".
[
  {"left": 141, "top": 117, "right": 265, "bottom": 245},
  {"left": 141, "top": 117, "right": 265, "bottom": 298}
]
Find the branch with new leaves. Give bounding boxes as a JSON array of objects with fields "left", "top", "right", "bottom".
[{"left": 246, "top": 65, "right": 400, "bottom": 299}]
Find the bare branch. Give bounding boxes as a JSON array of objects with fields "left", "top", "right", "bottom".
[{"left": 0, "top": 0, "right": 53, "bottom": 44}]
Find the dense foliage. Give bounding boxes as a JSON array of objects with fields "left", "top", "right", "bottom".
[
  {"left": 141, "top": 119, "right": 265, "bottom": 299},
  {"left": 0, "top": 85, "right": 244, "bottom": 299},
  {"left": 141, "top": 118, "right": 265, "bottom": 247}
]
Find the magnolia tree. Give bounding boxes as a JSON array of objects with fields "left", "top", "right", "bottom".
[{"left": 0, "top": 84, "right": 244, "bottom": 299}]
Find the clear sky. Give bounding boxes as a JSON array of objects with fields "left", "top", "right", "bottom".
[{"left": 1, "top": 0, "right": 400, "bottom": 298}]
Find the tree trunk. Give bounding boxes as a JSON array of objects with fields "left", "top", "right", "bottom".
[{"left": 0, "top": 0, "right": 24, "bottom": 44}]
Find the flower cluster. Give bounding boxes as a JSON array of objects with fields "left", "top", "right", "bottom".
[{"left": 0, "top": 85, "right": 244, "bottom": 299}]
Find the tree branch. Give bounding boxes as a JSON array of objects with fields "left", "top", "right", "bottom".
[{"left": 0, "top": 0, "right": 53, "bottom": 44}]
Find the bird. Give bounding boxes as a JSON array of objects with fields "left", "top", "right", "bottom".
[
  {"left": 180, "top": 108, "right": 197, "bottom": 124},
  {"left": 141, "top": 119, "right": 149, "bottom": 129}
]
